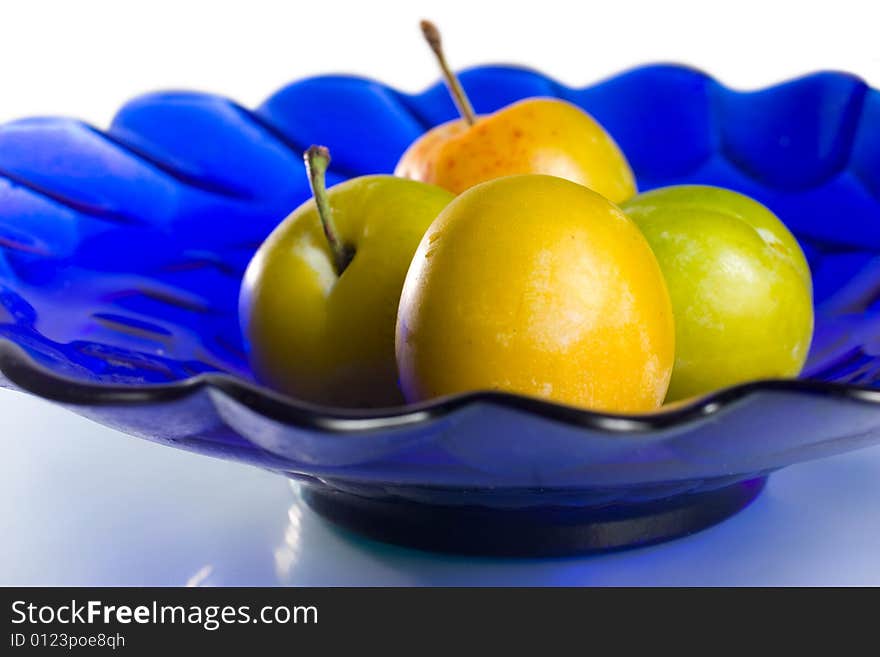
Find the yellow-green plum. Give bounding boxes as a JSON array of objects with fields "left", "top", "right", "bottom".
[
  {"left": 240, "top": 146, "right": 454, "bottom": 408},
  {"left": 621, "top": 185, "right": 813, "bottom": 402},
  {"left": 396, "top": 175, "right": 675, "bottom": 413}
]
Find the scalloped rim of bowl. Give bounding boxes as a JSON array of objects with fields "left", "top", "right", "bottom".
[{"left": 3, "top": 339, "right": 880, "bottom": 435}]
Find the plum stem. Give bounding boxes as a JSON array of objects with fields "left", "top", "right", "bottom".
[
  {"left": 304, "top": 145, "right": 353, "bottom": 275},
  {"left": 420, "top": 20, "right": 477, "bottom": 126}
]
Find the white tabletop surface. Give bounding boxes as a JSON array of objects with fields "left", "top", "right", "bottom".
[{"left": 2, "top": 388, "right": 879, "bottom": 586}]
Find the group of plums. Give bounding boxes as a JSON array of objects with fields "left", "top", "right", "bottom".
[{"left": 239, "top": 21, "right": 813, "bottom": 413}]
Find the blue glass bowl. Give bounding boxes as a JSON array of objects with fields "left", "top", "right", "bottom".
[{"left": 2, "top": 64, "right": 879, "bottom": 556}]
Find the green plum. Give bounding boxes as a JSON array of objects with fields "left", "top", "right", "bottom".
[
  {"left": 621, "top": 185, "right": 813, "bottom": 402},
  {"left": 240, "top": 147, "right": 454, "bottom": 408}
]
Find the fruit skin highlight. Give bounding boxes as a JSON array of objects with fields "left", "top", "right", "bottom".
[
  {"left": 395, "top": 174, "right": 675, "bottom": 413},
  {"left": 621, "top": 185, "right": 814, "bottom": 402},
  {"left": 240, "top": 166, "right": 454, "bottom": 408},
  {"left": 395, "top": 97, "right": 637, "bottom": 203}
]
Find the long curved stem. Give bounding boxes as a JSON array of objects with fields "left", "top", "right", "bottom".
[{"left": 420, "top": 20, "right": 477, "bottom": 126}]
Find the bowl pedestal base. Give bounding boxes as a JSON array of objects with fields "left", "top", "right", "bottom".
[{"left": 302, "top": 477, "right": 767, "bottom": 557}]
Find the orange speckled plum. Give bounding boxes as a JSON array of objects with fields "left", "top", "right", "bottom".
[{"left": 395, "top": 98, "right": 636, "bottom": 203}]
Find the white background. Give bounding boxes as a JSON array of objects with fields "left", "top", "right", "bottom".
[
  {"left": 0, "top": 0, "right": 877, "bottom": 126},
  {"left": 1, "top": 0, "right": 880, "bottom": 585}
]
